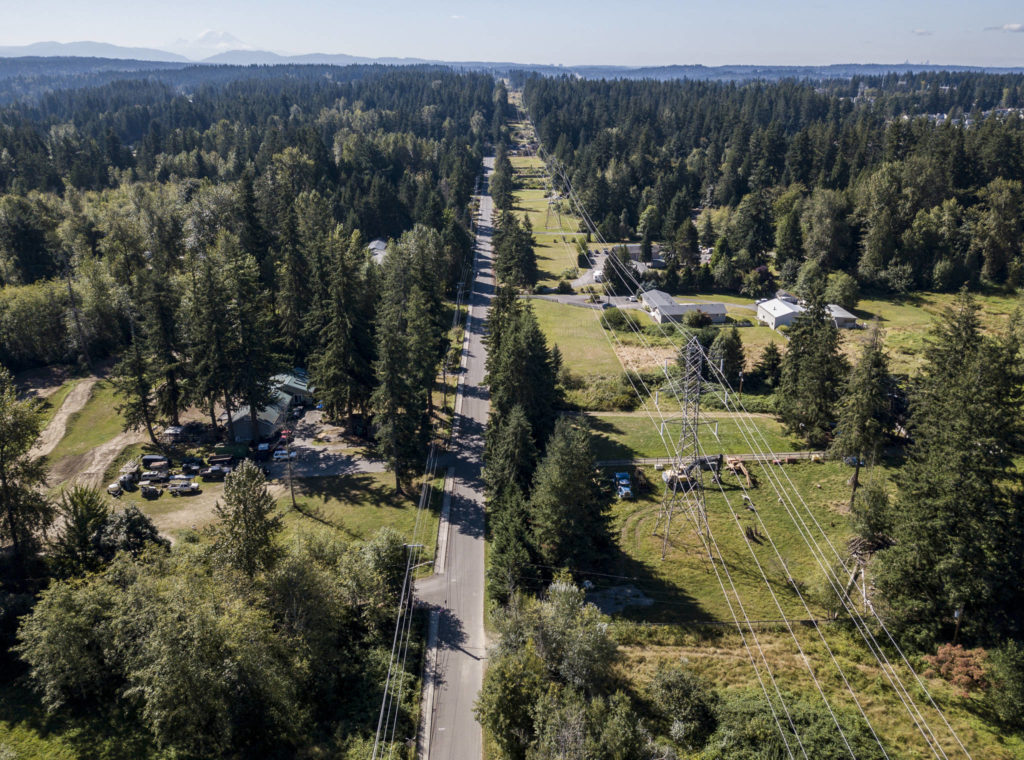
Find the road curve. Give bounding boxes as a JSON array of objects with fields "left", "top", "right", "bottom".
[{"left": 416, "top": 156, "right": 494, "bottom": 760}]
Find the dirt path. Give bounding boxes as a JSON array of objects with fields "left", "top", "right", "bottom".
[
  {"left": 48, "top": 428, "right": 148, "bottom": 489},
  {"left": 30, "top": 378, "right": 98, "bottom": 459}
]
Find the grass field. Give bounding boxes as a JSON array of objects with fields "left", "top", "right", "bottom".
[
  {"left": 530, "top": 299, "right": 622, "bottom": 376},
  {"left": 47, "top": 381, "right": 124, "bottom": 462},
  {"left": 585, "top": 411, "right": 804, "bottom": 461},
  {"left": 277, "top": 471, "right": 440, "bottom": 560}
]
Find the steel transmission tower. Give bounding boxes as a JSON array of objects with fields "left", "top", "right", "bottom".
[{"left": 653, "top": 335, "right": 708, "bottom": 559}]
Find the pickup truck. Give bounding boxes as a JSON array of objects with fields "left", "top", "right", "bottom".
[{"left": 168, "top": 482, "right": 199, "bottom": 496}]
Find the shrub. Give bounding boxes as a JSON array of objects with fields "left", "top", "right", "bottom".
[
  {"left": 987, "top": 640, "right": 1024, "bottom": 728},
  {"left": 683, "top": 310, "right": 712, "bottom": 328},
  {"left": 923, "top": 644, "right": 988, "bottom": 696},
  {"left": 600, "top": 307, "right": 640, "bottom": 332},
  {"left": 555, "top": 279, "right": 574, "bottom": 294}
]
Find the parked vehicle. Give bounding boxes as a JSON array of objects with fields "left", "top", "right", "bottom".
[
  {"left": 615, "top": 472, "right": 634, "bottom": 500},
  {"left": 208, "top": 454, "right": 235, "bottom": 467},
  {"left": 118, "top": 473, "right": 137, "bottom": 490},
  {"left": 140, "top": 484, "right": 161, "bottom": 499},
  {"left": 106, "top": 482, "right": 123, "bottom": 497},
  {"left": 273, "top": 449, "right": 297, "bottom": 461},
  {"left": 141, "top": 455, "right": 169, "bottom": 470},
  {"left": 169, "top": 482, "right": 200, "bottom": 496},
  {"left": 200, "top": 465, "right": 230, "bottom": 481},
  {"left": 119, "top": 461, "right": 141, "bottom": 482},
  {"left": 142, "top": 469, "right": 169, "bottom": 482}
]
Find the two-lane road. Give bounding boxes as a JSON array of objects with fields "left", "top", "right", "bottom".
[{"left": 416, "top": 156, "right": 495, "bottom": 760}]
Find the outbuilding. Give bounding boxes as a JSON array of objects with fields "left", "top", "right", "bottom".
[
  {"left": 827, "top": 304, "right": 858, "bottom": 329},
  {"left": 757, "top": 298, "right": 804, "bottom": 330}
]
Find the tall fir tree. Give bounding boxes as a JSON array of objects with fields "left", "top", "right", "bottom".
[
  {"left": 875, "top": 292, "right": 1024, "bottom": 647},
  {"left": 777, "top": 294, "right": 847, "bottom": 447}
]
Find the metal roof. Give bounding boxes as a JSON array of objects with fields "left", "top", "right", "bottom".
[{"left": 759, "top": 298, "right": 804, "bottom": 317}]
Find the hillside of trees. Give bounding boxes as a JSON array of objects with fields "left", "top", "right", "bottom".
[{"left": 524, "top": 72, "right": 1024, "bottom": 294}]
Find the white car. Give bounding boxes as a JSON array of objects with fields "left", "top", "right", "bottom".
[{"left": 272, "top": 449, "right": 297, "bottom": 461}]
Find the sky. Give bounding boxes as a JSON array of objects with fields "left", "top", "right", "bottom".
[{"left": 1, "top": 0, "right": 1024, "bottom": 66}]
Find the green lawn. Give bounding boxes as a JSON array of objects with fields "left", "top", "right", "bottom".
[
  {"left": 277, "top": 471, "right": 440, "bottom": 562},
  {"left": 530, "top": 299, "right": 622, "bottom": 376},
  {"left": 603, "top": 460, "right": 858, "bottom": 623},
  {"left": 47, "top": 381, "right": 125, "bottom": 462},
  {"left": 586, "top": 411, "right": 804, "bottom": 461},
  {"left": 848, "top": 291, "right": 1024, "bottom": 373}
]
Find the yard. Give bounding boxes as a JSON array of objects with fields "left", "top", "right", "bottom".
[{"left": 530, "top": 298, "right": 622, "bottom": 376}]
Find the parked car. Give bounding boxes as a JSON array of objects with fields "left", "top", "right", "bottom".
[
  {"left": 142, "top": 469, "right": 169, "bottom": 482},
  {"left": 106, "top": 482, "right": 123, "bottom": 497},
  {"left": 169, "top": 482, "right": 200, "bottom": 496},
  {"left": 140, "top": 484, "right": 161, "bottom": 499},
  {"left": 615, "top": 472, "right": 634, "bottom": 500},
  {"left": 273, "top": 449, "right": 297, "bottom": 461}
]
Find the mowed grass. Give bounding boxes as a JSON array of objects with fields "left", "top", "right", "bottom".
[
  {"left": 586, "top": 411, "right": 805, "bottom": 461},
  {"left": 602, "top": 460, "right": 857, "bottom": 623},
  {"left": 848, "top": 291, "right": 1024, "bottom": 373},
  {"left": 277, "top": 471, "right": 440, "bottom": 560},
  {"left": 530, "top": 298, "right": 622, "bottom": 376},
  {"left": 47, "top": 381, "right": 124, "bottom": 462}
]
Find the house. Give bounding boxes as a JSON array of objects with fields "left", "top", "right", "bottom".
[
  {"left": 682, "top": 302, "right": 728, "bottom": 323},
  {"left": 273, "top": 372, "right": 314, "bottom": 405},
  {"left": 775, "top": 289, "right": 799, "bottom": 304},
  {"left": 231, "top": 391, "right": 292, "bottom": 442},
  {"left": 757, "top": 298, "right": 804, "bottom": 330},
  {"left": 641, "top": 289, "right": 689, "bottom": 323},
  {"left": 827, "top": 304, "right": 858, "bottom": 329},
  {"left": 612, "top": 243, "right": 661, "bottom": 262},
  {"left": 368, "top": 238, "right": 388, "bottom": 265}
]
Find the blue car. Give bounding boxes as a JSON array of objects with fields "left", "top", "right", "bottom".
[{"left": 615, "top": 472, "right": 634, "bottom": 500}]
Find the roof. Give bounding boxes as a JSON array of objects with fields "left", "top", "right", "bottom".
[
  {"left": 758, "top": 298, "right": 804, "bottom": 318},
  {"left": 273, "top": 372, "right": 310, "bottom": 397},
  {"left": 680, "top": 302, "right": 727, "bottom": 315},
  {"left": 368, "top": 239, "right": 387, "bottom": 252},
  {"left": 641, "top": 289, "right": 687, "bottom": 315},
  {"left": 827, "top": 304, "right": 857, "bottom": 320}
]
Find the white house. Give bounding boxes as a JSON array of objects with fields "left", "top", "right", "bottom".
[
  {"left": 757, "top": 298, "right": 804, "bottom": 330},
  {"left": 680, "top": 301, "right": 728, "bottom": 323},
  {"left": 641, "top": 290, "right": 689, "bottom": 323},
  {"left": 641, "top": 290, "right": 728, "bottom": 324}
]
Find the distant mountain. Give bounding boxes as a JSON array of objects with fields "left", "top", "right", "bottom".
[
  {"left": 170, "top": 30, "right": 256, "bottom": 60},
  {"left": 0, "top": 41, "right": 188, "bottom": 62}
]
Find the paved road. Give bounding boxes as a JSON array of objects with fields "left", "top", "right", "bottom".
[{"left": 416, "top": 157, "right": 494, "bottom": 760}]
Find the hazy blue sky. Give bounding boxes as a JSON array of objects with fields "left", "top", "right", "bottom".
[{"left": 2, "top": 0, "right": 1024, "bottom": 66}]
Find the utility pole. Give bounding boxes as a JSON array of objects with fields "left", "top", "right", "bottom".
[{"left": 653, "top": 335, "right": 705, "bottom": 559}]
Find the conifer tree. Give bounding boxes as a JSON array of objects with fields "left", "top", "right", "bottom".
[
  {"left": 830, "top": 324, "right": 893, "bottom": 506},
  {"left": 529, "top": 417, "right": 604, "bottom": 569},
  {"left": 875, "top": 292, "right": 1024, "bottom": 647},
  {"left": 708, "top": 327, "right": 745, "bottom": 387},
  {"left": 484, "top": 404, "right": 539, "bottom": 497},
  {"left": 755, "top": 341, "right": 783, "bottom": 389},
  {"left": 111, "top": 327, "right": 159, "bottom": 446},
  {"left": 213, "top": 460, "right": 282, "bottom": 578},
  {"left": 777, "top": 293, "right": 847, "bottom": 447}
]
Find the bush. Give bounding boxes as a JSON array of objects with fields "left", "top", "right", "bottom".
[
  {"left": 555, "top": 279, "right": 574, "bottom": 294},
  {"left": 987, "top": 640, "right": 1024, "bottom": 728},
  {"left": 923, "top": 644, "right": 988, "bottom": 696},
  {"left": 600, "top": 307, "right": 640, "bottom": 332},
  {"left": 683, "top": 310, "right": 712, "bottom": 328}
]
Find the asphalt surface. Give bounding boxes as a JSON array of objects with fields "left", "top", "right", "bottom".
[{"left": 415, "top": 157, "right": 493, "bottom": 760}]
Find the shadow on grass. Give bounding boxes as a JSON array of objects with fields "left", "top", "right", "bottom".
[
  {"left": 0, "top": 677, "right": 156, "bottom": 760},
  {"left": 585, "top": 416, "right": 639, "bottom": 461}
]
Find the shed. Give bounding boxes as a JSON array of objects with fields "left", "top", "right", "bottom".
[
  {"left": 827, "top": 304, "right": 858, "bottom": 329},
  {"left": 757, "top": 298, "right": 804, "bottom": 330}
]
